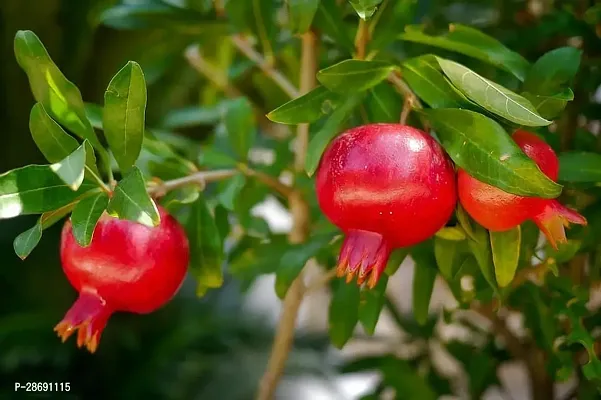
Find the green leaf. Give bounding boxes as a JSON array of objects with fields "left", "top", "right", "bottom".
[
  {"left": 522, "top": 91, "right": 571, "bottom": 120},
  {"left": 70, "top": 192, "right": 109, "bottom": 247},
  {"left": 313, "top": 0, "right": 354, "bottom": 53},
  {"left": 107, "top": 166, "right": 159, "bottom": 227},
  {"left": 348, "top": 0, "right": 383, "bottom": 20},
  {"left": 13, "top": 221, "right": 42, "bottom": 260},
  {"left": 305, "top": 93, "right": 365, "bottom": 176},
  {"left": 226, "top": 0, "right": 276, "bottom": 59},
  {"left": 0, "top": 165, "right": 95, "bottom": 219},
  {"left": 267, "top": 86, "right": 344, "bottom": 124},
  {"left": 358, "top": 274, "right": 388, "bottom": 335},
  {"left": 423, "top": 108, "right": 562, "bottom": 198},
  {"left": 401, "top": 55, "right": 470, "bottom": 109},
  {"left": 368, "top": 0, "right": 417, "bottom": 52},
  {"left": 558, "top": 152, "right": 601, "bottom": 183},
  {"left": 218, "top": 174, "right": 246, "bottom": 211},
  {"left": 187, "top": 194, "right": 224, "bottom": 296},
  {"left": 467, "top": 223, "right": 497, "bottom": 291},
  {"left": 160, "top": 186, "right": 201, "bottom": 213},
  {"left": 384, "top": 247, "right": 410, "bottom": 276},
  {"left": 523, "top": 47, "right": 582, "bottom": 95},
  {"left": 317, "top": 60, "right": 396, "bottom": 94},
  {"left": 437, "top": 58, "right": 550, "bottom": 127},
  {"left": 288, "top": 0, "right": 319, "bottom": 34},
  {"left": 224, "top": 97, "right": 256, "bottom": 161},
  {"left": 158, "top": 105, "right": 223, "bottom": 129},
  {"left": 411, "top": 241, "right": 438, "bottom": 325},
  {"left": 275, "top": 234, "right": 334, "bottom": 298},
  {"left": 365, "top": 83, "right": 402, "bottom": 123},
  {"left": 103, "top": 61, "right": 147, "bottom": 172},
  {"left": 434, "top": 237, "right": 467, "bottom": 280},
  {"left": 14, "top": 31, "right": 102, "bottom": 151},
  {"left": 329, "top": 279, "right": 360, "bottom": 348},
  {"left": 50, "top": 141, "right": 87, "bottom": 191},
  {"left": 435, "top": 226, "right": 466, "bottom": 241},
  {"left": 399, "top": 24, "right": 530, "bottom": 81},
  {"left": 490, "top": 226, "right": 521, "bottom": 287}
]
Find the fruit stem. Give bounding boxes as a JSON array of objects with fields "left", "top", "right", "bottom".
[{"left": 354, "top": 18, "right": 369, "bottom": 60}]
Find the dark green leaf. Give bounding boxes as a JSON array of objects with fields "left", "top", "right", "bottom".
[
  {"left": 522, "top": 90, "right": 571, "bottom": 120},
  {"left": 399, "top": 24, "right": 530, "bottom": 80},
  {"left": 523, "top": 47, "right": 582, "bottom": 95},
  {"left": 424, "top": 108, "right": 562, "bottom": 198},
  {"left": 368, "top": 0, "right": 416, "bottom": 52},
  {"left": 218, "top": 174, "right": 246, "bottom": 211},
  {"left": 187, "top": 194, "right": 224, "bottom": 296},
  {"left": 198, "top": 149, "right": 239, "bottom": 168},
  {"left": 437, "top": 58, "right": 550, "bottom": 127},
  {"left": 380, "top": 357, "right": 438, "bottom": 400},
  {"left": 456, "top": 204, "right": 477, "bottom": 242},
  {"left": 313, "top": 0, "right": 354, "bottom": 53},
  {"left": 349, "top": 0, "right": 383, "bottom": 20},
  {"left": 70, "top": 192, "right": 109, "bottom": 247},
  {"left": 288, "top": 0, "right": 319, "bottom": 34},
  {"left": 358, "top": 274, "right": 388, "bottom": 335},
  {"left": 224, "top": 97, "right": 256, "bottom": 161},
  {"left": 467, "top": 223, "right": 497, "bottom": 291},
  {"left": 559, "top": 152, "right": 601, "bottom": 183},
  {"left": 384, "top": 247, "right": 410, "bottom": 276},
  {"left": 267, "top": 86, "right": 344, "bottom": 124},
  {"left": 13, "top": 221, "right": 42, "bottom": 260},
  {"left": 103, "top": 61, "right": 147, "bottom": 172},
  {"left": 158, "top": 105, "right": 223, "bottom": 129},
  {"left": 226, "top": 0, "right": 276, "bottom": 59},
  {"left": 14, "top": 31, "right": 102, "bottom": 151},
  {"left": 411, "top": 241, "right": 437, "bottom": 325},
  {"left": 99, "top": 3, "right": 209, "bottom": 33},
  {"left": 401, "top": 55, "right": 470, "bottom": 109},
  {"left": 50, "top": 141, "right": 87, "bottom": 191},
  {"left": 317, "top": 60, "right": 396, "bottom": 94},
  {"left": 365, "top": 83, "right": 402, "bottom": 123},
  {"left": 275, "top": 234, "right": 334, "bottom": 298},
  {"left": 490, "top": 226, "right": 521, "bottom": 287},
  {"left": 305, "top": 93, "right": 365, "bottom": 176},
  {"left": 329, "top": 279, "right": 360, "bottom": 348},
  {"left": 107, "top": 166, "right": 159, "bottom": 227},
  {"left": 0, "top": 165, "right": 95, "bottom": 219}
]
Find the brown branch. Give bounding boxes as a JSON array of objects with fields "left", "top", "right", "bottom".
[
  {"left": 256, "top": 31, "right": 317, "bottom": 400},
  {"left": 148, "top": 169, "right": 238, "bottom": 196},
  {"left": 354, "top": 19, "right": 369, "bottom": 60},
  {"left": 231, "top": 34, "right": 299, "bottom": 99},
  {"left": 237, "top": 164, "right": 294, "bottom": 198}
]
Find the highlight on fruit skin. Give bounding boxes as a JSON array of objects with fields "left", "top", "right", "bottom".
[
  {"left": 315, "top": 123, "right": 457, "bottom": 288},
  {"left": 55, "top": 205, "right": 190, "bottom": 353},
  {"left": 458, "top": 129, "right": 587, "bottom": 249}
]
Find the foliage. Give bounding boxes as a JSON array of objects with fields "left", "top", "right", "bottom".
[{"left": 2, "top": 0, "right": 601, "bottom": 398}]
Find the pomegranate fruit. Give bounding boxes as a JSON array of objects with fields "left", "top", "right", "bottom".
[
  {"left": 315, "top": 123, "right": 457, "bottom": 288},
  {"left": 458, "top": 129, "right": 586, "bottom": 249},
  {"left": 55, "top": 205, "right": 189, "bottom": 353}
]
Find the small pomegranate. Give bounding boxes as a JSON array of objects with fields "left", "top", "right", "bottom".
[
  {"left": 458, "top": 129, "right": 587, "bottom": 249},
  {"left": 55, "top": 205, "right": 189, "bottom": 353},
  {"left": 316, "top": 123, "right": 457, "bottom": 288}
]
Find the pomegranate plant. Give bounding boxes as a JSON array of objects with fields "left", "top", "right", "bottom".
[{"left": 2, "top": 0, "right": 601, "bottom": 399}]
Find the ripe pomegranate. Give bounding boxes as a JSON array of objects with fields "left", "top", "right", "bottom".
[
  {"left": 316, "top": 123, "right": 457, "bottom": 288},
  {"left": 458, "top": 129, "right": 586, "bottom": 249},
  {"left": 55, "top": 205, "right": 189, "bottom": 353}
]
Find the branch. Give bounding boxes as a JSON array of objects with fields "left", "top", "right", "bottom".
[
  {"left": 231, "top": 34, "right": 299, "bottom": 99},
  {"left": 148, "top": 169, "right": 237, "bottom": 196},
  {"left": 354, "top": 19, "right": 369, "bottom": 60},
  {"left": 237, "top": 164, "right": 294, "bottom": 198},
  {"left": 185, "top": 46, "right": 241, "bottom": 98}
]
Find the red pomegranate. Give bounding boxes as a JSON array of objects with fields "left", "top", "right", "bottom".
[
  {"left": 316, "top": 123, "right": 457, "bottom": 288},
  {"left": 458, "top": 129, "right": 586, "bottom": 249},
  {"left": 55, "top": 205, "right": 189, "bottom": 353}
]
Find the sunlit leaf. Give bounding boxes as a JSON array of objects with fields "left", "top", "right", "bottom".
[
  {"left": 50, "top": 142, "right": 87, "bottom": 191},
  {"left": 490, "top": 227, "right": 521, "bottom": 287},
  {"left": 107, "top": 166, "right": 159, "bottom": 227},
  {"left": 317, "top": 60, "right": 396, "bottom": 94}
]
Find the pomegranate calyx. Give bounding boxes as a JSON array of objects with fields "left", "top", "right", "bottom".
[
  {"left": 533, "top": 200, "right": 587, "bottom": 250},
  {"left": 54, "top": 290, "right": 112, "bottom": 353},
  {"left": 336, "top": 230, "right": 391, "bottom": 288}
]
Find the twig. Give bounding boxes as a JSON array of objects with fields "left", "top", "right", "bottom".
[
  {"left": 354, "top": 19, "right": 369, "bottom": 60},
  {"left": 231, "top": 34, "right": 299, "bottom": 99},
  {"left": 147, "top": 169, "right": 237, "bottom": 196},
  {"left": 256, "top": 31, "right": 317, "bottom": 400},
  {"left": 399, "top": 96, "right": 414, "bottom": 125},
  {"left": 237, "top": 164, "right": 294, "bottom": 198},
  {"left": 185, "top": 46, "right": 241, "bottom": 98},
  {"left": 387, "top": 71, "right": 430, "bottom": 130}
]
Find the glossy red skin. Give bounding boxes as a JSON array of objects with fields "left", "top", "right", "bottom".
[
  {"left": 316, "top": 123, "right": 457, "bottom": 287},
  {"left": 458, "top": 130, "right": 558, "bottom": 230},
  {"left": 55, "top": 205, "right": 189, "bottom": 352}
]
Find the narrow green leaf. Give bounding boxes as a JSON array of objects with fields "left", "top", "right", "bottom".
[
  {"left": 435, "top": 226, "right": 466, "bottom": 241},
  {"left": 401, "top": 55, "right": 470, "bottom": 109},
  {"left": 559, "top": 152, "right": 601, "bottom": 183},
  {"left": 313, "top": 0, "right": 354, "bottom": 53},
  {"left": 71, "top": 192, "right": 109, "bottom": 247},
  {"left": 0, "top": 165, "right": 95, "bottom": 219},
  {"left": 423, "top": 108, "right": 562, "bottom": 198},
  {"left": 467, "top": 224, "right": 497, "bottom": 291},
  {"left": 103, "top": 61, "right": 147, "bottom": 172},
  {"left": 317, "top": 60, "right": 396, "bottom": 94},
  {"left": 437, "top": 58, "right": 551, "bottom": 127},
  {"left": 50, "top": 141, "right": 87, "bottom": 191},
  {"left": 523, "top": 47, "right": 582, "bottom": 95},
  {"left": 29, "top": 103, "right": 79, "bottom": 162},
  {"left": 411, "top": 241, "right": 437, "bottom": 325},
  {"left": 161, "top": 186, "right": 201, "bottom": 213},
  {"left": 14, "top": 31, "right": 102, "bottom": 150},
  {"left": 358, "top": 274, "right": 388, "bottom": 335},
  {"left": 522, "top": 91, "right": 571, "bottom": 120},
  {"left": 305, "top": 93, "right": 365, "bottom": 176},
  {"left": 329, "top": 279, "right": 360, "bottom": 348},
  {"left": 399, "top": 24, "right": 530, "bottom": 80},
  {"left": 384, "top": 247, "right": 410, "bottom": 276},
  {"left": 99, "top": 3, "right": 210, "bottom": 32},
  {"left": 349, "top": 0, "right": 383, "bottom": 20},
  {"left": 218, "top": 174, "right": 246, "bottom": 211},
  {"left": 13, "top": 221, "right": 42, "bottom": 260},
  {"left": 159, "top": 104, "right": 224, "bottom": 129},
  {"left": 224, "top": 97, "right": 256, "bottom": 161},
  {"left": 275, "top": 234, "right": 334, "bottom": 298},
  {"left": 267, "top": 86, "right": 344, "bottom": 124},
  {"left": 490, "top": 227, "right": 521, "bottom": 287},
  {"left": 365, "top": 83, "right": 402, "bottom": 123},
  {"left": 434, "top": 237, "right": 468, "bottom": 280},
  {"left": 107, "top": 166, "right": 160, "bottom": 227},
  {"left": 456, "top": 204, "right": 477, "bottom": 242},
  {"left": 187, "top": 194, "right": 224, "bottom": 296},
  {"left": 288, "top": 0, "right": 319, "bottom": 34},
  {"left": 368, "top": 0, "right": 417, "bottom": 52}
]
